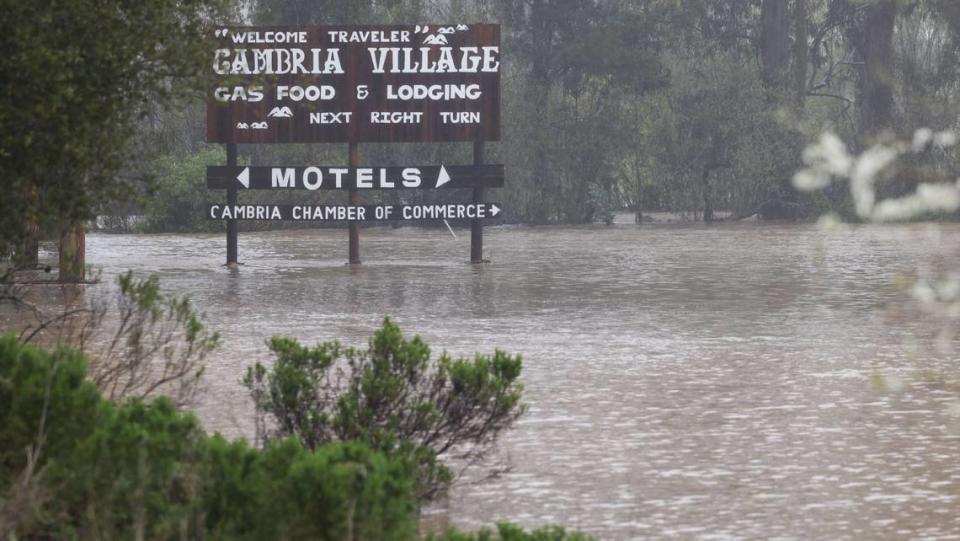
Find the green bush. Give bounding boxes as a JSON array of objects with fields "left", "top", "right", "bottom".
[
  {"left": 429, "top": 523, "right": 595, "bottom": 541},
  {"left": 0, "top": 335, "right": 100, "bottom": 484},
  {"left": 51, "top": 398, "right": 207, "bottom": 539},
  {"left": 141, "top": 146, "right": 225, "bottom": 233},
  {"left": 203, "top": 437, "right": 416, "bottom": 540},
  {"left": 0, "top": 337, "right": 416, "bottom": 540},
  {"left": 1, "top": 336, "right": 585, "bottom": 540},
  {"left": 244, "top": 318, "right": 526, "bottom": 502}
]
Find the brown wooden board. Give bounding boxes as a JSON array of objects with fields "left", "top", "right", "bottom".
[
  {"left": 206, "top": 164, "right": 504, "bottom": 190},
  {"left": 206, "top": 24, "right": 500, "bottom": 143},
  {"left": 205, "top": 203, "right": 503, "bottom": 221}
]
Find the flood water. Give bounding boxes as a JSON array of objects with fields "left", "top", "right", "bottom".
[{"left": 25, "top": 222, "right": 960, "bottom": 539}]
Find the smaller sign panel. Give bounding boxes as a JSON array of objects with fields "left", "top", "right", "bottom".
[
  {"left": 207, "top": 164, "right": 503, "bottom": 190},
  {"left": 206, "top": 203, "right": 502, "bottom": 221}
]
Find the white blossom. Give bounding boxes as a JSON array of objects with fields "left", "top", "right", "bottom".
[
  {"left": 870, "top": 183, "right": 960, "bottom": 222},
  {"left": 849, "top": 145, "right": 899, "bottom": 218},
  {"left": 802, "top": 132, "right": 853, "bottom": 177},
  {"left": 792, "top": 169, "right": 832, "bottom": 192},
  {"left": 911, "top": 280, "right": 937, "bottom": 305},
  {"left": 800, "top": 129, "right": 960, "bottom": 362},
  {"left": 913, "top": 128, "right": 933, "bottom": 152},
  {"left": 815, "top": 212, "right": 845, "bottom": 232},
  {"left": 934, "top": 130, "right": 957, "bottom": 148}
]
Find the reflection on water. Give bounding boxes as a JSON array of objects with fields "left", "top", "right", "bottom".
[{"left": 30, "top": 223, "right": 960, "bottom": 539}]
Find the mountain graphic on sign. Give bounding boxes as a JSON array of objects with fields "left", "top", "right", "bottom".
[
  {"left": 423, "top": 34, "right": 448, "bottom": 45},
  {"left": 268, "top": 106, "right": 293, "bottom": 118}
]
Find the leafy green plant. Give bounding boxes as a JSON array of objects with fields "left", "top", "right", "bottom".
[
  {"left": 203, "top": 437, "right": 416, "bottom": 540},
  {"left": 1, "top": 335, "right": 587, "bottom": 540},
  {"left": 16, "top": 271, "right": 220, "bottom": 408},
  {"left": 141, "top": 146, "right": 226, "bottom": 233},
  {"left": 428, "top": 523, "right": 595, "bottom": 541},
  {"left": 244, "top": 318, "right": 526, "bottom": 502},
  {"left": 0, "top": 336, "right": 100, "bottom": 537},
  {"left": 54, "top": 398, "right": 207, "bottom": 539},
  {"left": 0, "top": 336, "right": 100, "bottom": 483},
  {"left": 89, "top": 271, "right": 221, "bottom": 406},
  {"left": 0, "top": 336, "right": 416, "bottom": 540}
]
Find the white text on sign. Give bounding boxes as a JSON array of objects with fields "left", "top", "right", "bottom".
[{"left": 207, "top": 203, "right": 502, "bottom": 221}]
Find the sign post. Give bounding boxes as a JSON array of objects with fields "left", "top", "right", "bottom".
[
  {"left": 471, "top": 140, "right": 485, "bottom": 263},
  {"left": 206, "top": 24, "right": 503, "bottom": 265},
  {"left": 226, "top": 143, "right": 238, "bottom": 267},
  {"left": 348, "top": 142, "right": 361, "bottom": 264}
]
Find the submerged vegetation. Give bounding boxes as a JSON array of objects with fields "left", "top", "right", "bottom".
[
  {"left": 0, "top": 321, "right": 583, "bottom": 540},
  {"left": 245, "top": 318, "right": 526, "bottom": 503}
]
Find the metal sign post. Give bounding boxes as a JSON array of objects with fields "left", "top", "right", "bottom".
[
  {"left": 226, "top": 143, "right": 238, "bottom": 267},
  {"left": 348, "top": 142, "right": 361, "bottom": 264},
  {"left": 471, "top": 140, "right": 485, "bottom": 263}
]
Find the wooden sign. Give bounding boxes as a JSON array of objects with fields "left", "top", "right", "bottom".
[
  {"left": 205, "top": 203, "right": 502, "bottom": 221},
  {"left": 206, "top": 24, "right": 500, "bottom": 143},
  {"left": 206, "top": 164, "right": 504, "bottom": 190}
]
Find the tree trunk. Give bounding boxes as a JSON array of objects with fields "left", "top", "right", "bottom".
[
  {"left": 760, "top": 0, "right": 792, "bottom": 90},
  {"left": 634, "top": 156, "right": 643, "bottom": 224},
  {"left": 531, "top": 90, "right": 551, "bottom": 224},
  {"left": 702, "top": 168, "right": 714, "bottom": 223},
  {"left": 858, "top": 0, "right": 897, "bottom": 142},
  {"left": 529, "top": 0, "right": 553, "bottom": 224},
  {"left": 14, "top": 222, "right": 39, "bottom": 269},
  {"left": 792, "top": 0, "right": 809, "bottom": 107},
  {"left": 13, "top": 186, "right": 40, "bottom": 269},
  {"left": 635, "top": 179, "right": 643, "bottom": 224},
  {"left": 58, "top": 223, "right": 85, "bottom": 283}
]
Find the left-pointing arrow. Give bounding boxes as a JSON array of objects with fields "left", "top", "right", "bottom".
[{"left": 237, "top": 167, "right": 250, "bottom": 189}]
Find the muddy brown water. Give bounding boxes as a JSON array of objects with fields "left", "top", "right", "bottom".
[{"left": 14, "top": 222, "right": 960, "bottom": 540}]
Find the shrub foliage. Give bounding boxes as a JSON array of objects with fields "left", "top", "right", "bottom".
[
  {"left": 244, "top": 318, "right": 526, "bottom": 502},
  {"left": 430, "top": 523, "right": 595, "bottom": 541},
  {"left": 0, "top": 336, "right": 416, "bottom": 539}
]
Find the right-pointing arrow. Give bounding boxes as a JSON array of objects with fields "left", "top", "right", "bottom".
[
  {"left": 436, "top": 165, "right": 451, "bottom": 188},
  {"left": 237, "top": 167, "right": 250, "bottom": 189},
  {"left": 489, "top": 204, "right": 501, "bottom": 217}
]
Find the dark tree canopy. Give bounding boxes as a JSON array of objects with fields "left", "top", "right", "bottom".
[{"left": 0, "top": 0, "right": 231, "bottom": 255}]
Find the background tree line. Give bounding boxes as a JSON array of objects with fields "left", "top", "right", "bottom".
[{"left": 85, "top": 0, "right": 960, "bottom": 230}]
